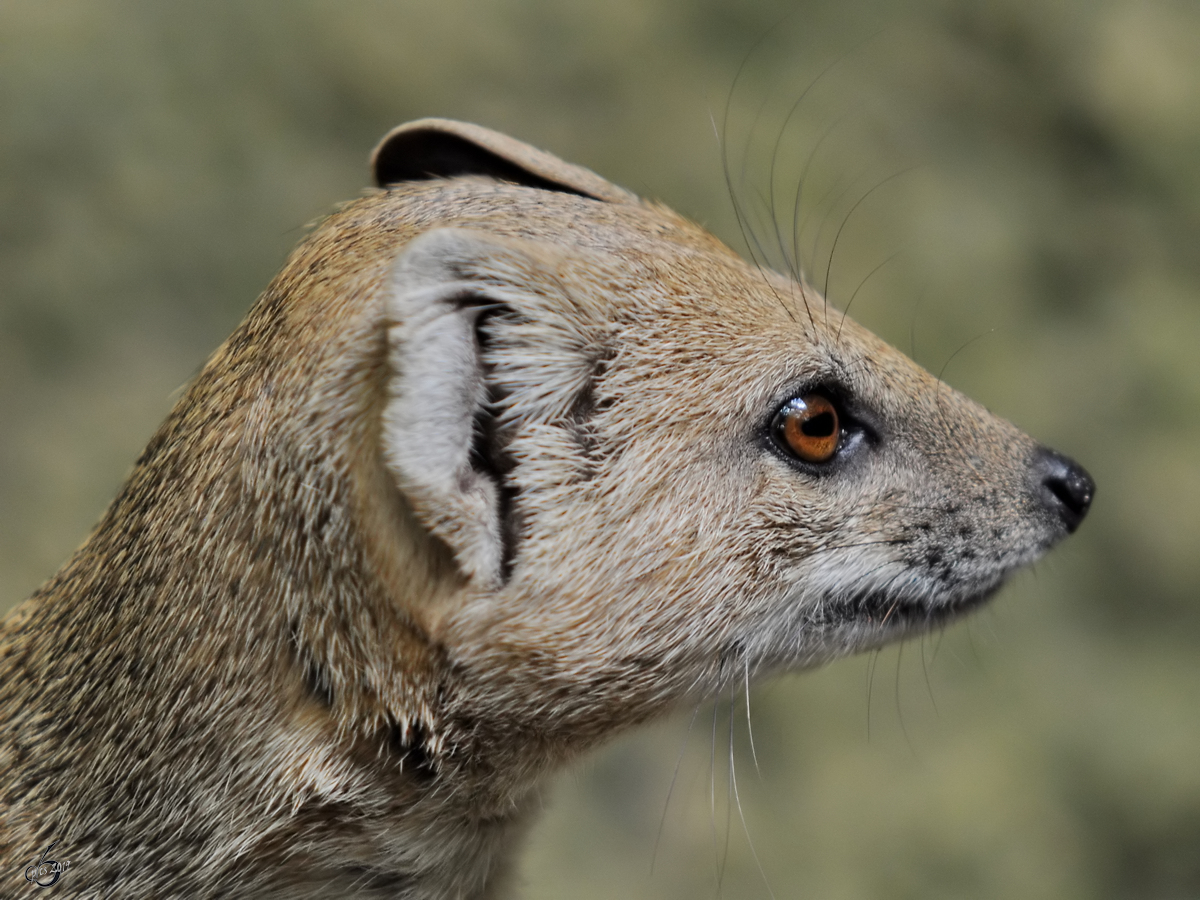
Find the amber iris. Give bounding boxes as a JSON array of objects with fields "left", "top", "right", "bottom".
[{"left": 778, "top": 394, "right": 840, "bottom": 463}]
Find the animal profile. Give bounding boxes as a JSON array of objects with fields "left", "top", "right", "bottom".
[{"left": 0, "top": 119, "right": 1093, "bottom": 898}]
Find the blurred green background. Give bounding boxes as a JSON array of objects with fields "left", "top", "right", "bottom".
[{"left": 2, "top": 1, "right": 1197, "bottom": 897}]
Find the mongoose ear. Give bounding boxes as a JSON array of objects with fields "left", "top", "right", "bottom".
[
  {"left": 383, "top": 229, "right": 503, "bottom": 588},
  {"left": 384, "top": 227, "right": 599, "bottom": 588},
  {"left": 371, "top": 118, "right": 639, "bottom": 205}
]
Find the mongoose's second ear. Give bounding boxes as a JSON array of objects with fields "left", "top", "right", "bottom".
[{"left": 371, "top": 118, "right": 639, "bottom": 205}]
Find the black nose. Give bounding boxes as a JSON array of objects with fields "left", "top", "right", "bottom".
[{"left": 1031, "top": 447, "right": 1095, "bottom": 533}]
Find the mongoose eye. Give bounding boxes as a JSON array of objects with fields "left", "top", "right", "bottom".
[{"left": 774, "top": 394, "right": 841, "bottom": 464}]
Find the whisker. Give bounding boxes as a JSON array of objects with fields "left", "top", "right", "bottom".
[
  {"left": 933, "top": 329, "right": 994, "bottom": 457},
  {"left": 709, "top": 696, "right": 723, "bottom": 889},
  {"left": 792, "top": 114, "right": 846, "bottom": 310},
  {"left": 908, "top": 290, "right": 927, "bottom": 362},
  {"left": 651, "top": 703, "right": 703, "bottom": 875},
  {"left": 865, "top": 648, "right": 881, "bottom": 743},
  {"left": 823, "top": 165, "right": 921, "bottom": 308},
  {"left": 894, "top": 643, "right": 915, "bottom": 755},
  {"left": 744, "top": 660, "right": 761, "bottom": 777},
  {"left": 716, "top": 33, "right": 797, "bottom": 326},
  {"left": 837, "top": 247, "right": 903, "bottom": 342},
  {"left": 718, "top": 695, "right": 735, "bottom": 895},
  {"left": 730, "top": 692, "right": 777, "bottom": 900},
  {"left": 920, "top": 634, "right": 939, "bottom": 717},
  {"left": 769, "top": 41, "right": 872, "bottom": 295}
]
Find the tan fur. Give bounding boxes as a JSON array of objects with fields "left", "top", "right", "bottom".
[{"left": 0, "top": 119, "right": 1092, "bottom": 898}]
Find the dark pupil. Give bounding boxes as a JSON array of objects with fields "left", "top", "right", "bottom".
[{"left": 800, "top": 412, "right": 835, "bottom": 437}]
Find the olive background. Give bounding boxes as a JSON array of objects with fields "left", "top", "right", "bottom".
[{"left": 2, "top": 1, "right": 1198, "bottom": 898}]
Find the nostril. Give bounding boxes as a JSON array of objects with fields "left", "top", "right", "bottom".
[
  {"left": 1045, "top": 469, "right": 1093, "bottom": 526},
  {"left": 1033, "top": 447, "right": 1095, "bottom": 533}
]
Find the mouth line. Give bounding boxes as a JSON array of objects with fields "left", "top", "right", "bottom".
[{"left": 821, "top": 583, "right": 1000, "bottom": 631}]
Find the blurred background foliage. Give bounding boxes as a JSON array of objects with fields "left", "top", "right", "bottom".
[{"left": 1, "top": 0, "right": 1197, "bottom": 897}]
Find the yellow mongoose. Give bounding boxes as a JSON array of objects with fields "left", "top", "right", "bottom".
[{"left": 0, "top": 120, "right": 1092, "bottom": 898}]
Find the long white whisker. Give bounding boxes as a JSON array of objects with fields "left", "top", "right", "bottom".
[
  {"left": 744, "top": 660, "right": 761, "bottom": 777},
  {"left": 730, "top": 701, "right": 777, "bottom": 900}
]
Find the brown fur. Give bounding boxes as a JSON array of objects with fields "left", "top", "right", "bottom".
[{"left": 0, "top": 120, "right": 1091, "bottom": 898}]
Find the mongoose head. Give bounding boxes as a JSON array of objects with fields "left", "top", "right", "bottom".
[{"left": 355, "top": 120, "right": 1095, "bottom": 756}]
